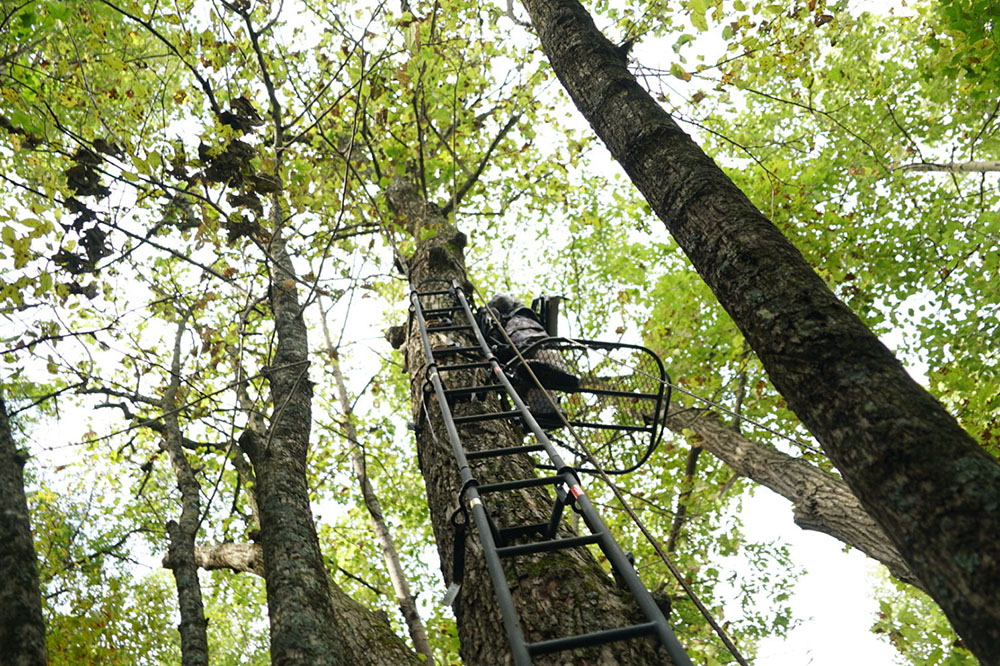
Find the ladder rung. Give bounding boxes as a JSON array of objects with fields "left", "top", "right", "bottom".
[
  {"left": 527, "top": 622, "right": 658, "bottom": 656},
  {"left": 496, "top": 533, "right": 602, "bottom": 558},
  {"left": 422, "top": 306, "right": 462, "bottom": 315},
  {"left": 437, "top": 361, "right": 491, "bottom": 372},
  {"left": 415, "top": 289, "right": 452, "bottom": 296},
  {"left": 568, "top": 421, "right": 652, "bottom": 433},
  {"left": 453, "top": 410, "right": 522, "bottom": 424},
  {"left": 466, "top": 443, "right": 545, "bottom": 461},
  {"left": 427, "top": 324, "right": 473, "bottom": 333},
  {"left": 444, "top": 383, "right": 504, "bottom": 397},
  {"left": 431, "top": 346, "right": 483, "bottom": 357},
  {"left": 478, "top": 475, "right": 563, "bottom": 494}
]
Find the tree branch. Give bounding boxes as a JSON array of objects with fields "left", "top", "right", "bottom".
[
  {"left": 182, "top": 542, "right": 265, "bottom": 577},
  {"left": 441, "top": 112, "right": 520, "bottom": 216},
  {"left": 160, "top": 313, "right": 210, "bottom": 666},
  {"left": 666, "top": 406, "right": 924, "bottom": 591},
  {"left": 894, "top": 160, "right": 1000, "bottom": 173}
]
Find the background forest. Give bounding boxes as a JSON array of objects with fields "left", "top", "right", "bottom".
[{"left": 1, "top": 0, "right": 997, "bottom": 663}]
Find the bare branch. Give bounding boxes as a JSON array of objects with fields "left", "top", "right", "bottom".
[
  {"left": 319, "top": 300, "right": 434, "bottom": 663},
  {"left": 894, "top": 160, "right": 1000, "bottom": 174},
  {"left": 9, "top": 382, "right": 86, "bottom": 416},
  {"left": 441, "top": 112, "right": 520, "bottom": 216}
]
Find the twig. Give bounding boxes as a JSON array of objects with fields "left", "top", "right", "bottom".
[{"left": 441, "top": 112, "right": 521, "bottom": 216}]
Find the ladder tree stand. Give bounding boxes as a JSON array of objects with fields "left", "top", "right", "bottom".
[{"left": 389, "top": 180, "right": 692, "bottom": 665}]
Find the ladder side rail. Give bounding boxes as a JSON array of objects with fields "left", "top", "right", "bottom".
[
  {"left": 411, "top": 290, "right": 532, "bottom": 666},
  {"left": 451, "top": 285, "right": 575, "bottom": 473},
  {"left": 410, "top": 291, "right": 476, "bottom": 480},
  {"left": 573, "top": 491, "right": 695, "bottom": 666},
  {"left": 452, "top": 284, "right": 693, "bottom": 666},
  {"left": 466, "top": 492, "right": 532, "bottom": 666}
]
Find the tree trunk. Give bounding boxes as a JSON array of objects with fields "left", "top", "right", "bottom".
[
  {"left": 665, "top": 406, "right": 922, "bottom": 591},
  {"left": 240, "top": 223, "right": 419, "bottom": 666},
  {"left": 390, "top": 179, "right": 669, "bottom": 665},
  {"left": 0, "top": 394, "right": 47, "bottom": 666},
  {"left": 520, "top": 0, "right": 1000, "bottom": 659},
  {"left": 161, "top": 316, "right": 210, "bottom": 666},
  {"left": 239, "top": 227, "right": 346, "bottom": 666},
  {"left": 190, "top": 542, "right": 423, "bottom": 666},
  {"left": 320, "top": 324, "right": 434, "bottom": 664}
]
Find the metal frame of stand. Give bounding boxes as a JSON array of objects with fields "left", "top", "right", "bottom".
[{"left": 411, "top": 282, "right": 693, "bottom": 666}]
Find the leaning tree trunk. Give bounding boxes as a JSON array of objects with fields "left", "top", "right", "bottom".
[
  {"left": 666, "top": 406, "right": 922, "bottom": 591},
  {"left": 520, "top": 0, "right": 1000, "bottom": 660},
  {"left": 389, "top": 179, "right": 668, "bottom": 665},
  {"left": 0, "top": 393, "right": 47, "bottom": 666}
]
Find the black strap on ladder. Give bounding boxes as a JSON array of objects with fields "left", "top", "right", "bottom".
[{"left": 411, "top": 281, "right": 693, "bottom": 666}]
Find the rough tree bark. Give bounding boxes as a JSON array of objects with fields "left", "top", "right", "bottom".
[
  {"left": 520, "top": 0, "right": 1000, "bottom": 659},
  {"left": 238, "top": 222, "right": 418, "bottom": 666},
  {"left": 160, "top": 315, "right": 210, "bottom": 666},
  {"left": 389, "top": 179, "right": 669, "bottom": 665},
  {"left": 666, "top": 406, "right": 922, "bottom": 591},
  {"left": 237, "top": 227, "right": 347, "bottom": 666},
  {"left": 189, "top": 542, "right": 422, "bottom": 666},
  {"left": 0, "top": 393, "right": 47, "bottom": 666}
]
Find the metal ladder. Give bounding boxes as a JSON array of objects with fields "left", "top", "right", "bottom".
[{"left": 411, "top": 282, "right": 692, "bottom": 666}]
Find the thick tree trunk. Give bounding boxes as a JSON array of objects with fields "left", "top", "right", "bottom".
[
  {"left": 390, "top": 179, "right": 669, "bottom": 665},
  {"left": 0, "top": 394, "right": 47, "bottom": 666},
  {"left": 520, "top": 0, "right": 1000, "bottom": 659},
  {"left": 239, "top": 224, "right": 420, "bottom": 666},
  {"left": 161, "top": 317, "right": 210, "bottom": 666},
  {"left": 190, "top": 542, "right": 423, "bottom": 666},
  {"left": 666, "top": 406, "right": 922, "bottom": 591},
  {"left": 240, "top": 229, "right": 346, "bottom": 666}
]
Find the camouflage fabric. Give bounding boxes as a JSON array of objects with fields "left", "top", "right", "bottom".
[{"left": 485, "top": 294, "right": 580, "bottom": 429}]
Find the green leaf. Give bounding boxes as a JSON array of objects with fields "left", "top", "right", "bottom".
[
  {"left": 673, "top": 34, "right": 695, "bottom": 53},
  {"left": 691, "top": 8, "right": 708, "bottom": 31},
  {"left": 47, "top": 2, "right": 70, "bottom": 21},
  {"left": 670, "top": 63, "right": 692, "bottom": 81}
]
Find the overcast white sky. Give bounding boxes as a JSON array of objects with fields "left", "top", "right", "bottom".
[{"left": 741, "top": 491, "right": 900, "bottom": 664}]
